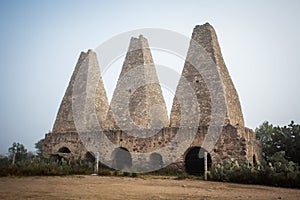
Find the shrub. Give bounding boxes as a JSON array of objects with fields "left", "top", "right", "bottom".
[
  {"left": 123, "top": 171, "right": 130, "bottom": 176},
  {"left": 0, "top": 157, "right": 94, "bottom": 176},
  {"left": 210, "top": 158, "right": 300, "bottom": 188},
  {"left": 145, "top": 166, "right": 180, "bottom": 176},
  {"left": 113, "top": 170, "right": 119, "bottom": 176},
  {"left": 176, "top": 172, "right": 189, "bottom": 180},
  {"left": 98, "top": 168, "right": 112, "bottom": 176}
]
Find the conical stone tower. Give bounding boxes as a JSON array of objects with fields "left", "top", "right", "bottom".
[
  {"left": 105, "top": 35, "right": 169, "bottom": 131},
  {"left": 52, "top": 50, "right": 110, "bottom": 133},
  {"left": 170, "top": 23, "right": 244, "bottom": 127}
]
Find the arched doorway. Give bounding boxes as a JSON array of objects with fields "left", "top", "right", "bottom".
[
  {"left": 58, "top": 147, "right": 71, "bottom": 153},
  {"left": 85, "top": 151, "right": 95, "bottom": 163},
  {"left": 112, "top": 147, "right": 132, "bottom": 170},
  {"left": 184, "top": 147, "right": 212, "bottom": 175},
  {"left": 149, "top": 153, "right": 163, "bottom": 169}
]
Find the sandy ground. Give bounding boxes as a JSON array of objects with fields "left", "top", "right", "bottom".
[{"left": 0, "top": 175, "right": 299, "bottom": 200}]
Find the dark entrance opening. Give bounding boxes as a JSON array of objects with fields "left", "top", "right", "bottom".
[
  {"left": 58, "top": 147, "right": 71, "bottom": 153},
  {"left": 112, "top": 147, "right": 132, "bottom": 170},
  {"left": 185, "top": 147, "right": 211, "bottom": 175},
  {"left": 85, "top": 151, "right": 96, "bottom": 163},
  {"left": 149, "top": 153, "right": 163, "bottom": 169},
  {"left": 253, "top": 154, "right": 257, "bottom": 166}
]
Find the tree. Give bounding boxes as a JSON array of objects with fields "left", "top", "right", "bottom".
[
  {"left": 272, "top": 121, "right": 300, "bottom": 165},
  {"left": 0, "top": 154, "right": 9, "bottom": 166},
  {"left": 8, "top": 142, "right": 27, "bottom": 164},
  {"left": 256, "top": 121, "right": 300, "bottom": 165},
  {"left": 255, "top": 121, "right": 274, "bottom": 161},
  {"left": 35, "top": 138, "right": 44, "bottom": 156}
]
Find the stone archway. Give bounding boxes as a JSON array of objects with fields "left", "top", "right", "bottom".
[
  {"left": 58, "top": 147, "right": 71, "bottom": 153},
  {"left": 184, "top": 147, "right": 212, "bottom": 175},
  {"left": 149, "top": 153, "right": 163, "bottom": 169},
  {"left": 112, "top": 147, "right": 132, "bottom": 170},
  {"left": 85, "top": 151, "right": 95, "bottom": 163}
]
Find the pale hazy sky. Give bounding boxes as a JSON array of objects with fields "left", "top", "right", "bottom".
[{"left": 0, "top": 0, "right": 299, "bottom": 154}]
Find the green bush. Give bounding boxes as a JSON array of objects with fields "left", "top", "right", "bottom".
[
  {"left": 210, "top": 158, "right": 300, "bottom": 188},
  {"left": 113, "top": 170, "right": 120, "bottom": 176},
  {"left": 131, "top": 172, "right": 138, "bottom": 177},
  {"left": 176, "top": 172, "right": 189, "bottom": 180},
  {"left": 98, "top": 168, "right": 112, "bottom": 176},
  {"left": 145, "top": 166, "right": 180, "bottom": 176},
  {"left": 0, "top": 157, "right": 94, "bottom": 176},
  {"left": 123, "top": 171, "right": 130, "bottom": 176}
]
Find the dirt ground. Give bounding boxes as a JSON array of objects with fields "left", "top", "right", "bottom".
[{"left": 0, "top": 175, "right": 299, "bottom": 200}]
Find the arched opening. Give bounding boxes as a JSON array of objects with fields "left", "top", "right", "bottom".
[
  {"left": 149, "top": 153, "right": 163, "bottom": 168},
  {"left": 253, "top": 154, "right": 257, "bottom": 166},
  {"left": 85, "top": 151, "right": 95, "bottom": 163},
  {"left": 112, "top": 147, "right": 132, "bottom": 170},
  {"left": 58, "top": 147, "right": 71, "bottom": 153},
  {"left": 184, "top": 147, "right": 212, "bottom": 175}
]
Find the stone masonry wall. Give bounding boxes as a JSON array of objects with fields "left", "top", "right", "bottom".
[
  {"left": 170, "top": 23, "right": 244, "bottom": 127},
  {"left": 53, "top": 50, "right": 110, "bottom": 132},
  {"left": 105, "top": 35, "right": 169, "bottom": 130},
  {"left": 43, "top": 125, "right": 261, "bottom": 170}
]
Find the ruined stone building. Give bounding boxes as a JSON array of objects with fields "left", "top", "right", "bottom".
[{"left": 42, "top": 23, "right": 261, "bottom": 174}]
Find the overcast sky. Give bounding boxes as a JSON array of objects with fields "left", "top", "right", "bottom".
[{"left": 0, "top": 0, "right": 299, "bottom": 154}]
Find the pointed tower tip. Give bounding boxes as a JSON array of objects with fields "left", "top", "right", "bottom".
[
  {"left": 79, "top": 51, "right": 87, "bottom": 56},
  {"left": 87, "top": 49, "right": 95, "bottom": 54},
  {"left": 130, "top": 34, "right": 147, "bottom": 41},
  {"left": 194, "top": 22, "right": 215, "bottom": 31},
  {"left": 172, "top": 22, "right": 245, "bottom": 127}
]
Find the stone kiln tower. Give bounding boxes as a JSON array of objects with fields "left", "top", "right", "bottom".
[
  {"left": 43, "top": 50, "right": 110, "bottom": 157},
  {"left": 42, "top": 23, "right": 261, "bottom": 174},
  {"left": 105, "top": 35, "right": 169, "bottom": 131},
  {"left": 170, "top": 23, "right": 244, "bottom": 127}
]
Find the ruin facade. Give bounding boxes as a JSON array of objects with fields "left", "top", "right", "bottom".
[{"left": 42, "top": 23, "right": 261, "bottom": 174}]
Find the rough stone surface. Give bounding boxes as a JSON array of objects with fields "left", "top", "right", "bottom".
[
  {"left": 170, "top": 23, "right": 244, "bottom": 127},
  {"left": 52, "top": 50, "right": 109, "bottom": 133},
  {"left": 105, "top": 35, "right": 169, "bottom": 130},
  {"left": 43, "top": 125, "right": 260, "bottom": 169},
  {"left": 42, "top": 23, "right": 261, "bottom": 172}
]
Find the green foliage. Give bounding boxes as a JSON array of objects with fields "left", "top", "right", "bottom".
[
  {"left": 8, "top": 142, "right": 28, "bottom": 163},
  {"left": 256, "top": 121, "right": 300, "bottom": 165},
  {"left": 123, "top": 171, "right": 130, "bottom": 176},
  {"left": 35, "top": 139, "right": 44, "bottom": 155},
  {"left": 215, "top": 120, "right": 300, "bottom": 188},
  {"left": 255, "top": 121, "right": 275, "bottom": 160},
  {"left": 113, "top": 170, "right": 120, "bottom": 176},
  {"left": 175, "top": 172, "right": 190, "bottom": 180},
  {"left": 0, "top": 155, "right": 94, "bottom": 177},
  {"left": 211, "top": 158, "right": 300, "bottom": 188},
  {"left": 273, "top": 121, "right": 300, "bottom": 165},
  {"left": 97, "top": 168, "right": 112, "bottom": 176},
  {"left": 145, "top": 166, "right": 180, "bottom": 176}
]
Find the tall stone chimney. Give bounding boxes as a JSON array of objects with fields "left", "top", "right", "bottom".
[
  {"left": 106, "top": 35, "right": 169, "bottom": 130},
  {"left": 170, "top": 23, "right": 244, "bottom": 127},
  {"left": 52, "top": 50, "right": 109, "bottom": 133}
]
